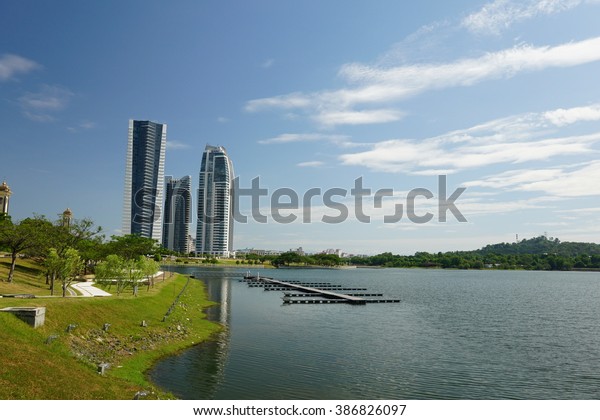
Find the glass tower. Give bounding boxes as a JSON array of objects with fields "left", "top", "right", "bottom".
[
  {"left": 162, "top": 175, "right": 191, "bottom": 254},
  {"left": 196, "top": 145, "right": 234, "bottom": 257},
  {"left": 122, "top": 120, "right": 167, "bottom": 242}
]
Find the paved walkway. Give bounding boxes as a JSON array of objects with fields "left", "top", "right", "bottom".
[
  {"left": 70, "top": 281, "right": 112, "bottom": 297},
  {"left": 69, "top": 272, "right": 165, "bottom": 297}
]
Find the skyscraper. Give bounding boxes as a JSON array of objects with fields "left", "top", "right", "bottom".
[
  {"left": 162, "top": 175, "right": 191, "bottom": 254},
  {"left": 196, "top": 145, "right": 234, "bottom": 257},
  {"left": 122, "top": 120, "right": 166, "bottom": 242}
]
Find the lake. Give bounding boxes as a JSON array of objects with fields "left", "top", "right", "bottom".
[{"left": 148, "top": 267, "right": 600, "bottom": 399}]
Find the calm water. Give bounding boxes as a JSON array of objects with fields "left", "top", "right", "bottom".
[{"left": 149, "top": 267, "right": 600, "bottom": 399}]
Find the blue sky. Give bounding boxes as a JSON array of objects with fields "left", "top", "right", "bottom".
[{"left": 2, "top": 0, "right": 600, "bottom": 254}]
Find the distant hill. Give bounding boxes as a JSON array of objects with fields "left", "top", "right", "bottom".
[
  {"left": 348, "top": 236, "right": 600, "bottom": 270},
  {"left": 477, "top": 236, "right": 600, "bottom": 257}
]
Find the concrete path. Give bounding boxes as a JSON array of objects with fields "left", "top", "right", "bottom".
[
  {"left": 71, "top": 281, "right": 112, "bottom": 297},
  {"left": 69, "top": 271, "right": 164, "bottom": 297}
]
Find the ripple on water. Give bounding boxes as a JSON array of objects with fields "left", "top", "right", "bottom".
[{"left": 150, "top": 268, "right": 600, "bottom": 400}]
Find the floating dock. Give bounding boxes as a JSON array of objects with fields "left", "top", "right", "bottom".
[{"left": 242, "top": 275, "right": 400, "bottom": 305}]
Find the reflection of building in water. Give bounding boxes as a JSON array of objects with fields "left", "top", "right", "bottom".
[
  {"left": 148, "top": 269, "right": 233, "bottom": 399},
  {"left": 187, "top": 272, "right": 232, "bottom": 397},
  {"left": 202, "top": 273, "right": 231, "bottom": 326}
]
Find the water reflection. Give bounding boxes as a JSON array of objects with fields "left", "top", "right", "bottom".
[
  {"left": 149, "top": 267, "right": 237, "bottom": 399},
  {"left": 150, "top": 268, "right": 600, "bottom": 400}
]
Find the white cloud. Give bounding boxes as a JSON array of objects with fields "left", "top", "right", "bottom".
[
  {"left": 461, "top": 0, "right": 585, "bottom": 35},
  {"left": 297, "top": 161, "right": 325, "bottom": 167},
  {"left": 555, "top": 206, "right": 600, "bottom": 213},
  {"left": 335, "top": 37, "right": 600, "bottom": 103},
  {"left": 339, "top": 131, "right": 599, "bottom": 173},
  {"left": 20, "top": 85, "right": 72, "bottom": 111},
  {"left": 245, "top": 92, "right": 313, "bottom": 112},
  {"left": 166, "top": 140, "right": 191, "bottom": 150},
  {"left": 67, "top": 120, "right": 96, "bottom": 132},
  {"left": 466, "top": 161, "right": 600, "bottom": 197},
  {"left": 313, "top": 109, "right": 405, "bottom": 126},
  {"left": 245, "top": 37, "right": 600, "bottom": 127},
  {"left": 339, "top": 104, "right": 600, "bottom": 173},
  {"left": 217, "top": 116, "right": 230, "bottom": 123},
  {"left": 543, "top": 104, "right": 600, "bottom": 126},
  {"left": 19, "top": 85, "right": 73, "bottom": 121},
  {"left": 258, "top": 133, "right": 354, "bottom": 146},
  {"left": 0, "top": 54, "right": 40, "bottom": 81}
]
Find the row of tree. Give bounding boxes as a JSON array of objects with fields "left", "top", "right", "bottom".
[
  {"left": 242, "top": 236, "right": 600, "bottom": 271},
  {"left": 95, "top": 255, "right": 159, "bottom": 296},
  {"left": 266, "top": 252, "right": 343, "bottom": 267},
  {"left": 347, "top": 237, "right": 600, "bottom": 270},
  {"left": 347, "top": 251, "right": 600, "bottom": 270},
  {"left": 0, "top": 214, "right": 162, "bottom": 296}
]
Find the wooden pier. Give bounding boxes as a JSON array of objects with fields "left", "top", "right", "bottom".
[{"left": 242, "top": 275, "right": 400, "bottom": 305}]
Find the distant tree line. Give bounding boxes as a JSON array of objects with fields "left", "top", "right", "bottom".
[
  {"left": 241, "top": 236, "right": 600, "bottom": 271},
  {"left": 234, "top": 252, "right": 343, "bottom": 267},
  {"left": 348, "top": 236, "right": 600, "bottom": 271}
]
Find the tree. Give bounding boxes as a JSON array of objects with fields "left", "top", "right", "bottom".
[
  {"left": 44, "top": 247, "right": 61, "bottom": 296},
  {"left": 77, "top": 236, "right": 105, "bottom": 275},
  {"left": 0, "top": 217, "right": 52, "bottom": 283},
  {"left": 45, "top": 247, "right": 83, "bottom": 297},
  {"left": 272, "top": 252, "right": 306, "bottom": 267},
  {"left": 95, "top": 254, "right": 128, "bottom": 295},
  {"left": 139, "top": 257, "right": 160, "bottom": 291},
  {"left": 103, "top": 234, "right": 158, "bottom": 260},
  {"left": 123, "top": 257, "right": 145, "bottom": 296}
]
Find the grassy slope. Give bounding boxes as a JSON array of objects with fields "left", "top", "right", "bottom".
[
  {"left": 0, "top": 258, "right": 55, "bottom": 295},
  {"left": 0, "top": 260, "right": 221, "bottom": 399}
]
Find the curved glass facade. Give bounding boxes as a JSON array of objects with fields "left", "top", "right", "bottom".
[{"left": 196, "top": 145, "right": 234, "bottom": 257}]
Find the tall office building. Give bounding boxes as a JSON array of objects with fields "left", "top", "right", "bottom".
[
  {"left": 162, "top": 175, "right": 191, "bottom": 254},
  {"left": 196, "top": 145, "right": 234, "bottom": 257},
  {"left": 122, "top": 120, "right": 167, "bottom": 242}
]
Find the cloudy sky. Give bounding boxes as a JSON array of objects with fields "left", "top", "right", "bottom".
[{"left": 1, "top": 0, "right": 600, "bottom": 254}]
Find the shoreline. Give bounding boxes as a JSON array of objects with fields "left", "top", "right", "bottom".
[
  {"left": 160, "top": 260, "right": 598, "bottom": 272},
  {"left": 0, "top": 271, "right": 221, "bottom": 399}
]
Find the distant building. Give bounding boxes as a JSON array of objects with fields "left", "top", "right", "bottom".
[
  {"left": 62, "top": 208, "right": 73, "bottom": 228},
  {"left": 122, "top": 120, "right": 167, "bottom": 242},
  {"left": 196, "top": 145, "right": 235, "bottom": 257},
  {"left": 162, "top": 176, "right": 191, "bottom": 254},
  {"left": 289, "top": 247, "right": 305, "bottom": 256},
  {"left": 236, "top": 248, "right": 281, "bottom": 257},
  {"left": 0, "top": 181, "right": 11, "bottom": 216},
  {"left": 187, "top": 235, "right": 196, "bottom": 255},
  {"left": 321, "top": 248, "right": 343, "bottom": 257}
]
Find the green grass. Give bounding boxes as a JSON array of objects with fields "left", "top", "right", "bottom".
[
  {"left": 0, "top": 264, "right": 221, "bottom": 399},
  {"left": 0, "top": 257, "right": 55, "bottom": 295}
]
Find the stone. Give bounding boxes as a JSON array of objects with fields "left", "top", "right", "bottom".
[
  {"left": 45, "top": 334, "right": 59, "bottom": 344},
  {"left": 0, "top": 307, "right": 46, "bottom": 328},
  {"left": 97, "top": 363, "right": 110, "bottom": 375}
]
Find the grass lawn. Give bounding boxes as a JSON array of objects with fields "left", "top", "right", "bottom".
[
  {"left": 0, "top": 257, "right": 55, "bottom": 296},
  {"left": 0, "top": 258, "right": 221, "bottom": 399}
]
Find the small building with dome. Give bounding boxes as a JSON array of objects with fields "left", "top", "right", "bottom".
[{"left": 0, "top": 181, "right": 12, "bottom": 216}]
